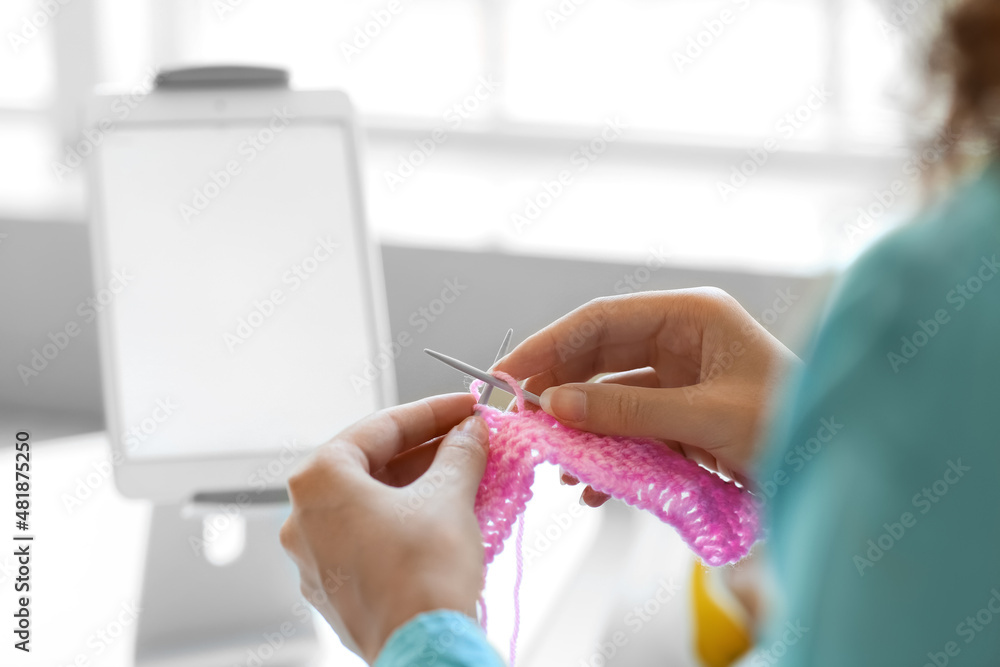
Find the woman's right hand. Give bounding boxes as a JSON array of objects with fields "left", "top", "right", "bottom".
[{"left": 493, "top": 288, "right": 800, "bottom": 495}]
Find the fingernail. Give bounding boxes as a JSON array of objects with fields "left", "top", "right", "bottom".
[
  {"left": 457, "top": 416, "right": 488, "bottom": 443},
  {"left": 541, "top": 387, "right": 586, "bottom": 422}
]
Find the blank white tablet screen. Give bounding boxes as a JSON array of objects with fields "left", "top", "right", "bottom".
[{"left": 96, "top": 121, "right": 380, "bottom": 460}]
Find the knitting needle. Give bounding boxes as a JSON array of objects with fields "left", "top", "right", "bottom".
[
  {"left": 478, "top": 328, "right": 513, "bottom": 406},
  {"left": 424, "top": 348, "right": 541, "bottom": 406}
]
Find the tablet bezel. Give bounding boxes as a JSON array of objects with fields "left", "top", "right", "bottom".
[{"left": 87, "top": 87, "right": 396, "bottom": 502}]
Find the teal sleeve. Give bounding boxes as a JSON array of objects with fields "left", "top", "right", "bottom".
[
  {"left": 747, "top": 163, "right": 1000, "bottom": 665},
  {"left": 374, "top": 610, "right": 505, "bottom": 667}
]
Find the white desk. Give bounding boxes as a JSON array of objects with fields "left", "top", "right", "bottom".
[
  {"left": 0, "top": 432, "right": 365, "bottom": 667},
  {"left": 0, "top": 432, "right": 697, "bottom": 667}
]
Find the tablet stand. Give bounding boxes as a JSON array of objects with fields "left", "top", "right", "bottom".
[
  {"left": 135, "top": 500, "right": 319, "bottom": 667},
  {"left": 131, "top": 65, "right": 318, "bottom": 667}
]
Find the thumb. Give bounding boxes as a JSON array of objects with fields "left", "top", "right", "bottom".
[
  {"left": 423, "top": 415, "right": 489, "bottom": 504},
  {"left": 539, "top": 382, "right": 713, "bottom": 445}
]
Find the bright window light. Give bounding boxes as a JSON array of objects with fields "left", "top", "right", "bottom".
[
  {"left": 0, "top": 0, "right": 56, "bottom": 106},
  {"left": 7, "top": 0, "right": 919, "bottom": 271}
]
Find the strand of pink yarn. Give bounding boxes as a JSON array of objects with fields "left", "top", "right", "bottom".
[
  {"left": 508, "top": 514, "right": 525, "bottom": 666},
  {"left": 470, "top": 373, "right": 760, "bottom": 664},
  {"left": 477, "top": 595, "right": 487, "bottom": 633}
]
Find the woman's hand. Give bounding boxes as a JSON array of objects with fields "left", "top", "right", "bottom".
[
  {"left": 494, "top": 288, "right": 799, "bottom": 497},
  {"left": 279, "top": 393, "right": 489, "bottom": 664}
]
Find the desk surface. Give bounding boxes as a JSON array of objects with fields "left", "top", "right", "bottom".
[
  {"left": 0, "top": 432, "right": 367, "bottom": 667},
  {"left": 0, "top": 432, "right": 697, "bottom": 667}
]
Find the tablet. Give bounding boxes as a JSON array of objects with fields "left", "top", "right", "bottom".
[{"left": 88, "top": 84, "right": 395, "bottom": 502}]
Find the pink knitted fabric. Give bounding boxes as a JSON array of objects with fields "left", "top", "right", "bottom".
[{"left": 472, "top": 373, "right": 760, "bottom": 568}]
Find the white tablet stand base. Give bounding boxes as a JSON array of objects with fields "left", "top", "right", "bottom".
[{"left": 134, "top": 501, "right": 318, "bottom": 667}]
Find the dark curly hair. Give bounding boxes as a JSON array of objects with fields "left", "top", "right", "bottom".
[{"left": 930, "top": 0, "right": 1000, "bottom": 174}]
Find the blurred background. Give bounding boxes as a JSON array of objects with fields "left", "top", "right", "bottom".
[{"left": 0, "top": 0, "right": 934, "bottom": 665}]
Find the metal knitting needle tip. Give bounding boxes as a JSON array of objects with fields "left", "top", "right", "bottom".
[
  {"left": 479, "top": 328, "right": 513, "bottom": 406},
  {"left": 424, "top": 348, "right": 541, "bottom": 406}
]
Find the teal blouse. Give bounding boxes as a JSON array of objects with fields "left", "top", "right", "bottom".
[
  {"left": 377, "top": 161, "right": 1000, "bottom": 666},
  {"left": 374, "top": 610, "right": 504, "bottom": 666},
  {"left": 746, "top": 161, "right": 1000, "bottom": 665}
]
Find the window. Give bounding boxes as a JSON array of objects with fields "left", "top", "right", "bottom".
[
  {"left": 0, "top": 0, "right": 55, "bottom": 106},
  {"left": 4, "top": 0, "right": 921, "bottom": 269}
]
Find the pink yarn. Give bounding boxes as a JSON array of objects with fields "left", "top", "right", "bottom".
[
  {"left": 471, "top": 372, "right": 760, "bottom": 569},
  {"left": 509, "top": 514, "right": 524, "bottom": 666}
]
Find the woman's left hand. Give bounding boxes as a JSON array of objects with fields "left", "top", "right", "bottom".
[{"left": 279, "top": 393, "right": 489, "bottom": 664}]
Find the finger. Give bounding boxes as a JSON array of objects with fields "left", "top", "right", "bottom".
[
  {"left": 581, "top": 485, "right": 611, "bottom": 508},
  {"left": 521, "top": 353, "right": 698, "bottom": 398},
  {"left": 372, "top": 436, "right": 444, "bottom": 487},
  {"left": 279, "top": 516, "right": 302, "bottom": 560},
  {"left": 596, "top": 368, "right": 660, "bottom": 388},
  {"left": 678, "top": 444, "right": 719, "bottom": 474},
  {"left": 670, "top": 440, "right": 755, "bottom": 489},
  {"left": 538, "top": 382, "right": 717, "bottom": 445},
  {"left": 337, "top": 393, "right": 476, "bottom": 473},
  {"left": 421, "top": 415, "right": 489, "bottom": 504},
  {"left": 494, "top": 291, "right": 706, "bottom": 384},
  {"left": 560, "top": 468, "right": 580, "bottom": 486},
  {"left": 520, "top": 342, "right": 673, "bottom": 397}
]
